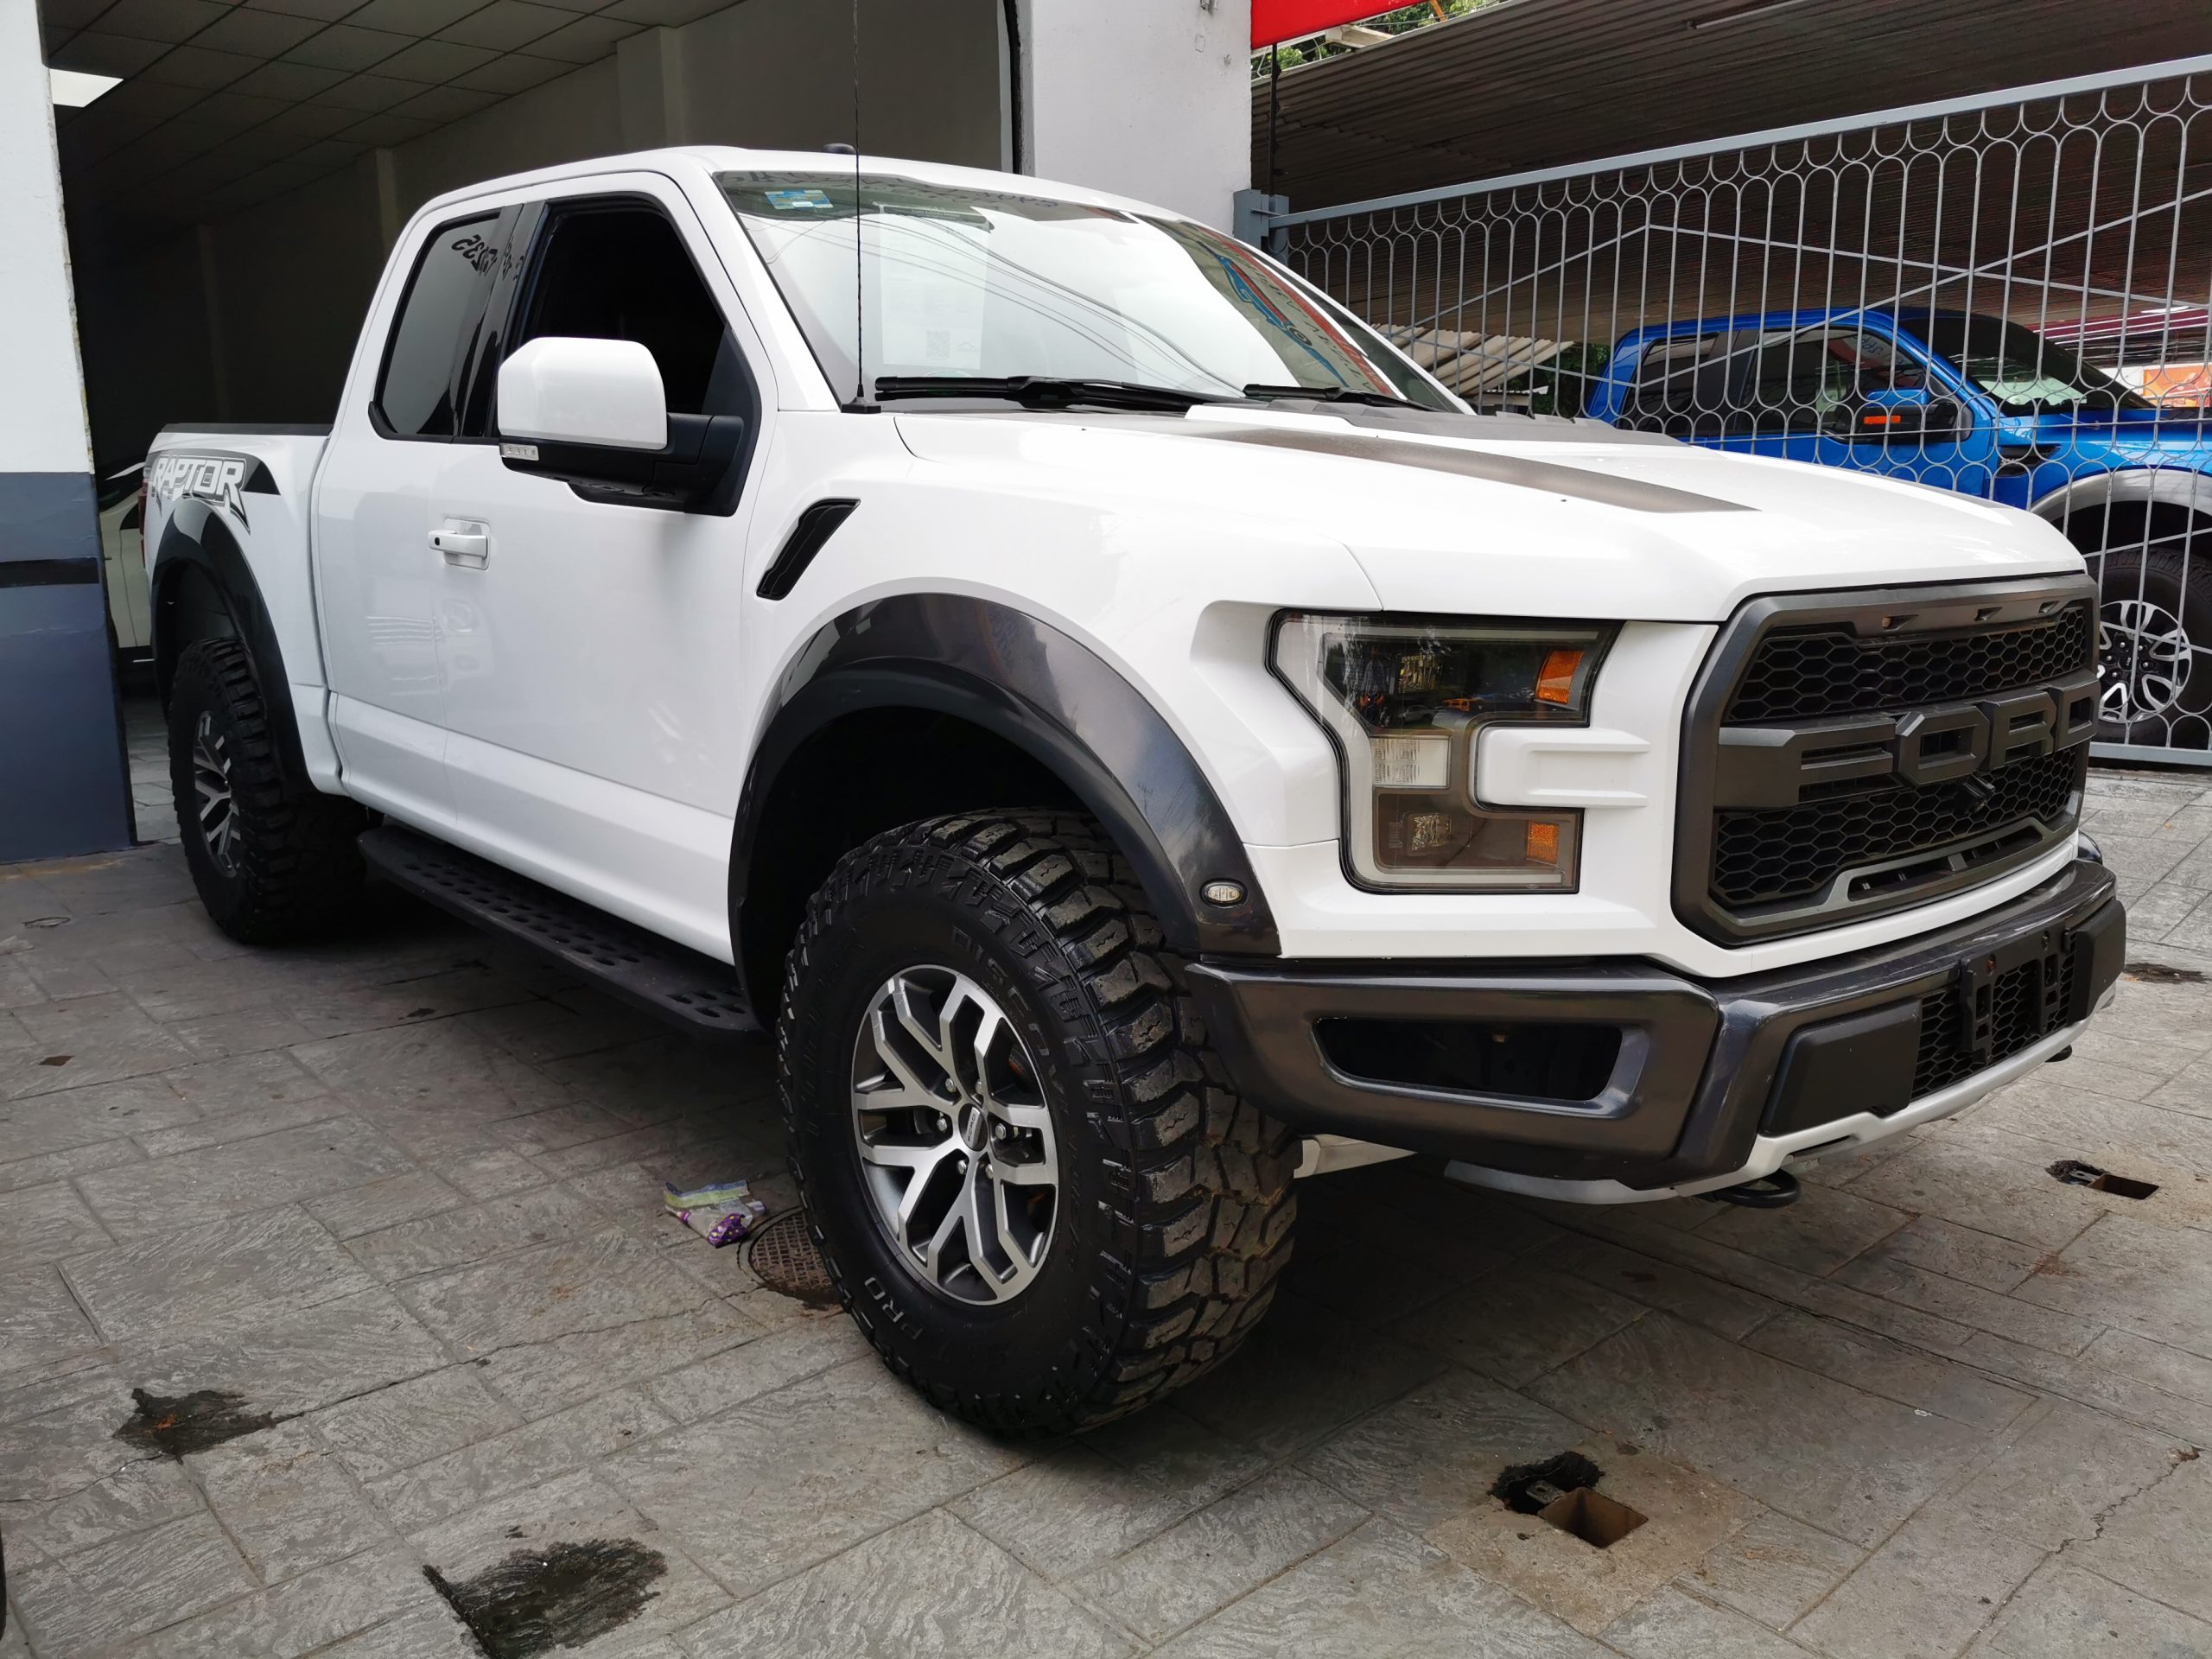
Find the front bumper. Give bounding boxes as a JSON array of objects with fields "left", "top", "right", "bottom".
[{"left": 1186, "top": 857, "right": 2124, "bottom": 1199}]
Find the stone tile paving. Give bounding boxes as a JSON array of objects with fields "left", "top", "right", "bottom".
[{"left": 2, "top": 766, "right": 2210, "bottom": 1656}]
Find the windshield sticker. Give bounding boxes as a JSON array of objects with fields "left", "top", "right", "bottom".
[
  {"left": 147, "top": 452, "right": 276, "bottom": 531},
  {"left": 766, "top": 188, "right": 837, "bottom": 212}
]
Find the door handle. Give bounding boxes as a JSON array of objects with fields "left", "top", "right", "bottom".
[{"left": 431, "top": 524, "right": 489, "bottom": 569}]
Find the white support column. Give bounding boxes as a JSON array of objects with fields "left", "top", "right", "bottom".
[
  {"left": 619, "top": 26, "right": 690, "bottom": 150},
  {"left": 0, "top": 0, "right": 134, "bottom": 860},
  {"left": 1014, "top": 0, "right": 1252, "bottom": 228}
]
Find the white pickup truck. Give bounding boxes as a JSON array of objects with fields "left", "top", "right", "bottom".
[{"left": 144, "top": 146, "right": 2125, "bottom": 1433}]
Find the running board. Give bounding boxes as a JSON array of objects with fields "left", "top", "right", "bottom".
[{"left": 359, "top": 825, "right": 758, "bottom": 1043}]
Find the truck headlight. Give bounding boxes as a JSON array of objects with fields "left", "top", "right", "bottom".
[{"left": 1271, "top": 613, "right": 1615, "bottom": 891}]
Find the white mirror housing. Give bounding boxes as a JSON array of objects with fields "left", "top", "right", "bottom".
[{"left": 498, "top": 336, "right": 668, "bottom": 452}]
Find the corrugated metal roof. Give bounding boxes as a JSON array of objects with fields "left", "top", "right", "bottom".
[{"left": 1255, "top": 0, "right": 2212, "bottom": 211}]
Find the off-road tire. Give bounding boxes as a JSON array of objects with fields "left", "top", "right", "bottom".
[
  {"left": 778, "top": 810, "right": 1298, "bottom": 1434},
  {"left": 168, "top": 638, "right": 367, "bottom": 943}
]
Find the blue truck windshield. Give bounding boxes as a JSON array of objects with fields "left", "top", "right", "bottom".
[{"left": 1906, "top": 315, "right": 2150, "bottom": 416}]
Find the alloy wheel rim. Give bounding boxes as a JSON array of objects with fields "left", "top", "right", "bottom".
[
  {"left": 192, "top": 712, "right": 238, "bottom": 874},
  {"left": 849, "top": 965, "right": 1058, "bottom": 1305},
  {"left": 2098, "top": 599, "right": 2192, "bottom": 725}
]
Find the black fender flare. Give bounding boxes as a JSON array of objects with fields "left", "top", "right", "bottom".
[
  {"left": 150, "top": 500, "right": 313, "bottom": 791},
  {"left": 2030, "top": 467, "right": 2212, "bottom": 546},
  {"left": 731, "top": 594, "right": 1280, "bottom": 988}
]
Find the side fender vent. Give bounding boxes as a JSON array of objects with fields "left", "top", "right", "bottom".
[{"left": 757, "top": 499, "right": 859, "bottom": 601}]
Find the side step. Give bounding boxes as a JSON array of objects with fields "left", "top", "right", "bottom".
[{"left": 359, "top": 825, "right": 758, "bottom": 1043}]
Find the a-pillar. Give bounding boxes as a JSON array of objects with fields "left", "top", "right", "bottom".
[
  {"left": 1013, "top": 0, "right": 1253, "bottom": 228},
  {"left": 0, "top": 0, "right": 134, "bottom": 863}
]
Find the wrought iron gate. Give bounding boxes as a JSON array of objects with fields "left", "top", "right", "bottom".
[{"left": 1268, "top": 54, "right": 2212, "bottom": 765}]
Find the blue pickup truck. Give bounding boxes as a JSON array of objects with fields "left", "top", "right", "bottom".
[{"left": 1585, "top": 311, "right": 2212, "bottom": 747}]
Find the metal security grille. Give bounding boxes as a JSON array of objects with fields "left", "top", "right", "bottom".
[{"left": 1270, "top": 55, "right": 2212, "bottom": 764}]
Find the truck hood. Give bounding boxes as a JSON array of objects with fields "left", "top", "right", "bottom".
[{"left": 893, "top": 407, "right": 2082, "bottom": 622}]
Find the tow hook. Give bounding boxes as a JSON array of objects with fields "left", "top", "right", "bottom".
[{"left": 1700, "top": 1168, "right": 1802, "bottom": 1208}]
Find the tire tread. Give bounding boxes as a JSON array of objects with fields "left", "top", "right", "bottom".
[{"left": 777, "top": 809, "right": 1297, "bottom": 1434}]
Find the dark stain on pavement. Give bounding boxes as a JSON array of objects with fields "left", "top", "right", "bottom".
[
  {"left": 114, "top": 1388, "right": 278, "bottom": 1458},
  {"left": 424, "top": 1540, "right": 668, "bottom": 1659}
]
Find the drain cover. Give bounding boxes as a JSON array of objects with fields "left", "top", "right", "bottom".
[{"left": 747, "top": 1211, "right": 838, "bottom": 1305}]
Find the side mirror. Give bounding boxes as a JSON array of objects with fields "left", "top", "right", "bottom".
[
  {"left": 1831, "top": 388, "right": 1967, "bottom": 448},
  {"left": 499, "top": 336, "right": 669, "bottom": 450},
  {"left": 495, "top": 336, "right": 746, "bottom": 513}
]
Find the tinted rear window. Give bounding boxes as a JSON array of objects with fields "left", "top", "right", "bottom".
[{"left": 378, "top": 214, "right": 502, "bottom": 438}]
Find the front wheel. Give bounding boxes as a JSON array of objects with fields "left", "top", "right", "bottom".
[
  {"left": 777, "top": 810, "right": 1297, "bottom": 1434},
  {"left": 2096, "top": 545, "right": 2212, "bottom": 748}
]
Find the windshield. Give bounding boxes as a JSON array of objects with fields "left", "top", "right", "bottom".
[
  {"left": 1904, "top": 314, "right": 2151, "bottom": 416},
  {"left": 718, "top": 172, "right": 1454, "bottom": 410}
]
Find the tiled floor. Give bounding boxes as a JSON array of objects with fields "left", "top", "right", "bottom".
[
  {"left": 3, "top": 767, "right": 2211, "bottom": 1657},
  {"left": 120, "top": 697, "right": 173, "bottom": 849}
]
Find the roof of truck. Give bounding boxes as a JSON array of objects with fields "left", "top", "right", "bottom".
[{"left": 410, "top": 147, "right": 1192, "bottom": 235}]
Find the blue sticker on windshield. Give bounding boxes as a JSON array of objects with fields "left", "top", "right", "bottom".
[{"left": 766, "top": 188, "right": 836, "bottom": 212}]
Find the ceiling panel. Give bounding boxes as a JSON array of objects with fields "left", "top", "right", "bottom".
[
  {"left": 91, "top": 0, "right": 231, "bottom": 43},
  {"left": 228, "top": 57, "right": 349, "bottom": 98},
  {"left": 344, "top": 0, "right": 490, "bottom": 36},
  {"left": 316, "top": 70, "right": 418, "bottom": 109},
  {"left": 138, "top": 44, "right": 261, "bottom": 87},
  {"left": 447, "top": 49, "right": 567, "bottom": 91},
  {"left": 373, "top": 36, "right": 496, "bottom": 80},
  {"left": 438, "top": 1, "right": 568, "bottom": 51},
  {"left": 193, "top": 9, "right": 327, "bottom": 55},
  {"left": 41, "top": 0, "right": 747, "bottom": 258},
  {"left": 49, "top": 29, "right": 169, "bottom": 72},
  {"left": 282, "top": 23, "right": 410, "bottom": 70},
  {"left": 389, "top": 79, "right": 498, "bottom": 120}
]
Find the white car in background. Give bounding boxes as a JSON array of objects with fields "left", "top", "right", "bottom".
[{"left": 97, "top": 463, "right": 153, "bottom": 659}]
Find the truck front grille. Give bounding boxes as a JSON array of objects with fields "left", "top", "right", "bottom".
[
  {"left": 1727, "top": 605, "right": 2094, "bottom": 721},
  {"left": 1712, "top": 747, "right": 2081, "bottom": 911},
  {"left": 1677, "top": 579, "right": 2098, "bottom": 945}
]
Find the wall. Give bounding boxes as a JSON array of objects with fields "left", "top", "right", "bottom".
[
  {"left": 75, "top": 228, "right": 219, "bottom": 471},
  {"left": 1018, "top": 0, "right": 1251, "bottom": 226},
  {"left": 1, "top": 0, "right": 133, "bottom": 860},
  {"left": 76, "top": 0, "right": 1005, "bottom": 470}
]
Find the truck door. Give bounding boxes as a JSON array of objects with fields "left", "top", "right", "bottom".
[
  {"left": 316, "top": 207, "right": 520, "bottom": 830},
  {"left": 1738, "top": 324, "right": 2000, "bottom": 496},
  {"left": 426, "top": 178, "right": 764, "bottom": 960}
]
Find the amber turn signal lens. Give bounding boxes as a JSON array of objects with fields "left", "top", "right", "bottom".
[
  {"left": 1525, "top": 820, "right": 1561, "bottom": 864},
  {"left": 1535, "top": 648, "right": 1584, "bottom": 705}
]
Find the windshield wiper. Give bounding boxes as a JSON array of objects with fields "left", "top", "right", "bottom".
[
  {"left": 872, "top": 375, "right": 1224, "bottom": 412},
  {"left": 1241, "top": 383, "right": 1421, "bottom": 409}
]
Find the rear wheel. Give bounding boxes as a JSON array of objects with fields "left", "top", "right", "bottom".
[
  {"left": 168, "top": 639, "right": 367, "bottom": 942},
  {"left": 778, "top": 810, "right": 1297, "bottom": 1434}
]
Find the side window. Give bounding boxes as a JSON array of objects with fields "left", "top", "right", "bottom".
[
  {"left": 377, "top": 211, "right": 517, "bottom": 439},
  {"left": 1626, "top": 332, "right": 1742, "bottom": 435},
  {"left": 1745, "top": 329, "right": 1927, "bottom": 435},
  {"left": 512, "top": 204, "right": 744, "bottom": 417}
]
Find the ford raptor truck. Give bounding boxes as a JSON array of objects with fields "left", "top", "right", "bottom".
[{"left": 143, "top": 149, "right": 2126, "bottom": 1433}]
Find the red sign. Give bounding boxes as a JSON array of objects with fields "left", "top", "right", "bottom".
[{"left": 1252, "top": 1, "right": 1398, "bottom": 48}]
